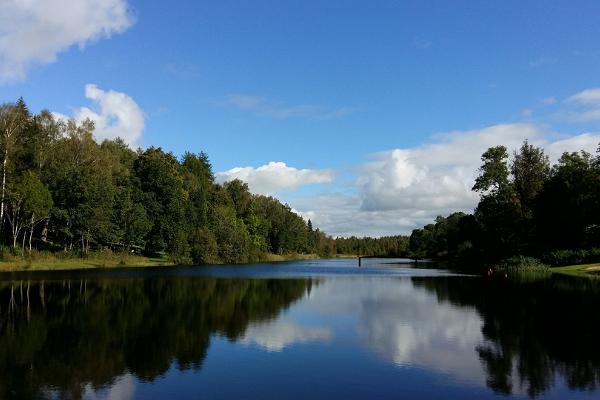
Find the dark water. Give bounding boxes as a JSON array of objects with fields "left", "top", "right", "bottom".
[{"left": 0, "top": 258, "right": 599, "bottom": 399}]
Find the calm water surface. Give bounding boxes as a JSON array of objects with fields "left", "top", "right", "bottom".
[{"left": 1, "top": 258, "right": 599, "bottom": 399}]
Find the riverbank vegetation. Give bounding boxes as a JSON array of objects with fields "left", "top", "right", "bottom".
[
  {"left": 408, "top": 140, "right": 600, "bottom": 273},
  {"left": 4, "top": 97, "right": 598, "bottom": 274},
  {"left": 0, "top": 99, "right": 338, "bottom": 267}
]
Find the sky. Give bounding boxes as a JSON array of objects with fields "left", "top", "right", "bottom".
[{"left": 1, "top": 0, "right": 600, "bottom": 237}]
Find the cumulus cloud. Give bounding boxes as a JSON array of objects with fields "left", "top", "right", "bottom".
[
  {"left": 291, "top": 124, "right": 600, "bottom": 237},
  {"left": 0, "top": 0, "right": 133, "bottom": 82},
  {"left": 564, "top": 88, "right": 600, "bottom": 122},
  {"left": 221, "top": 94, "right": 354, "bottom": 120},
  {"left": 55, "top": 84, "right": 145, "bottom": 146},
  {"left": 241, "top": 320, "right": 332, "bottom": 351},
  {"left": 358, "top": 124, "right": 544, "bottom": 213},
  {"left": 294, "top": 194, "right": 433, "bottom": 237},
  {"left": 216, "top": 162, "right": 335, "bottom": 195},
  {"left": 566, "top": 88, "right": 600, "bottom": 105}
]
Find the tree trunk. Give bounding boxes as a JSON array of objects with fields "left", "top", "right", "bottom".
[
  {"left": 41, "top": 220, "right": 48, "bottom": 242},
  {"left": 0, "top": 149, "right": 7, "bottom": 231},
  {"left": 28, "top": 213, "right": 34, "bottom": 252}
]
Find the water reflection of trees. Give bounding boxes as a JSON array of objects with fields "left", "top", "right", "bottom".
[
  {"left": 413, "top": 275, "right": 600, "bottom": 398},
  {"left": 0, "top": 278, "right": 312, "bottom": 399}
]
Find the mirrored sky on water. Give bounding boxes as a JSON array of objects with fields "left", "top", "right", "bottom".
[{"left": 31, "top": 260, "right": 596, "bottom": 400}]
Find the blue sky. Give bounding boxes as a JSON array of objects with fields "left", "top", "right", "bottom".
[{"left": 2, "top": 0, "right": 600, "bottom": 236}]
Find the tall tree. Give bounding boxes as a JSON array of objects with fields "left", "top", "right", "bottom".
[
  {"left": 472, "top": 146, "right": 510, "bottom": 196},
  {"left": 511, "top": 140, "right": 550, "bottom": 217},
  {"left": 473, "top": 145, "right": 520, "bottom": 260},
  {"left": 0, "top": 100, "right": 29, "bottom": 233},
  {"left": 134, "top": 147, "right": 188, "bottom": 256},
  {"left": 5, "top": 171, "right": 52, "bottom": 250}
]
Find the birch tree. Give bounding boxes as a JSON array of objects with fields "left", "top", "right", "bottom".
[
  {"left": 6, "top": 171, "right": 53, "bottom": 251},
  {"left": 0, "top": 100, "right": 28, "bottom": 233}
]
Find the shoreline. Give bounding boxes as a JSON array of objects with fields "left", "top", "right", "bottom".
[
  {"left": 0, "top": 252, "right": 323, "bottom": 273},
  {"left": 551, "top": 263, "right": 600, "bottom": 278}
]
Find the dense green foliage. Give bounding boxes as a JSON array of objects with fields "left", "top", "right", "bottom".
[
  {"left": 0, "top": 99, "right": 330, "bottom": 264},
  {"left": 333, "top": 235, "right": 409, "bottom": 257},
  {"left": 409, "top": 140, "right": 600, "bottom": 269}
]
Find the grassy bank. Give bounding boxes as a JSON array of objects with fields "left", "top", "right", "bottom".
[
  {"left": 258, "top": 253, "right": 320, "bottom": 262},
  {"left": 0, "top": 251, "right": 174, "bottom": 272},
  {"left": 551, "top": 263, "right": 600, "bottom": 278},
  {"left": 0, "top": 251, "right": 322, "bottom": 272}
]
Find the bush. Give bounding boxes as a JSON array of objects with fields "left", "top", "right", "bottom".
[
  {"left": 189, "top": 228, "right": 218, "bottom": 265},
  {"left": 542, "top": 248, "right": 600, "bottom": 266},
  {"left": 169, "top": 232, "right": 192, "bottom": 265},
  {"left": 497, "top": 255, "right": 549, "bottom": 272},
  {"left": 0, "top": 245, "right": 11, "bottom": 261}
]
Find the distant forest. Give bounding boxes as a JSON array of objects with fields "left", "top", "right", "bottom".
[
  {"left": 0, "top": 98, "right": 409, "bottom": 264},
  {"left": 408, "top": 141, "right": 600, "bottom": 268}
]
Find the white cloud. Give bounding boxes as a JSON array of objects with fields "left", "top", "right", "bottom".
[
  {"left": 0, "top": 0, "right": 133, "bottom": 82},
  {"left": 566, "top": 88, "right": 600, "bottom": 105},
  {"left": 541, "top": 97, "right": 557, "bottom": 105},
  {"left": 56, "top": 84, "right": 145, "bottom": 147},
  {"left": 520, "top": 108, "right": 533, "bottom": 118},
  {"left": 216, "top": 162, "right": 335, "bottom": 195},
  {"left": 359, "top": 124, "right": 543, "bottom": 213},
  {"left": 241, "top": 320, "right": 332, "bottom": 351},
  {"left": 292, "top": 124, "right": 600, "bottom": 237},
  {"left": 545, "top": 132, "right": 600, "bottom": 158},
  {"left": 222, "top": 94, "right": 354, "bottom": 120},
  {"left": 562, "top": 87, "right": 600, "bottom": 122},
  {"left": 294, "top": 193, "right": 425, "bottom": 237}
]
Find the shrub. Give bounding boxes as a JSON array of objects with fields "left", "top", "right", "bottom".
[
  {"left": 497, "top": 255, "right": 549, "bottom": 272},
  {"left": 542, "top": 248, "right": 600, "bottom": 266}
]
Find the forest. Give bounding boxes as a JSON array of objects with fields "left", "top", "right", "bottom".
[
  {"left": 0, "top": 99, "right": 345, "bottom": 265},
  {"left": 408, "top": 141, "right": 600, "bottom": 269},
  {"left": 6, "top": 97, "right": 598, "bottom": 270}
]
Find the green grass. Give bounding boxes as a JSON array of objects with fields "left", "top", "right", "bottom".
[
  {"left": 551, "top": 263, "right": 600, "bottom": 278},
  {"left": 259, "top": 253, "right": 320, "bottom": 262},
  {"left": 0, "top": 251, "right": 173, "bottom": 271},
  {"left": 0, "top": 250, "right": 322, "bottom": 272}
]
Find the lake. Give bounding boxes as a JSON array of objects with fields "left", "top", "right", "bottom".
[{"left": 0, "top": 258, "right": 599, "bottom": 399}]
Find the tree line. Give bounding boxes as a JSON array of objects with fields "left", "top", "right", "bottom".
[
  {"left": 0, "top": 98, "right": 340, "bottom": 264},
  {"left": 408, "top": 140, "right": 600, "bottom": 268},
  {"left": 333, "top": 235, "right": 409, "bottom": 257}
]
